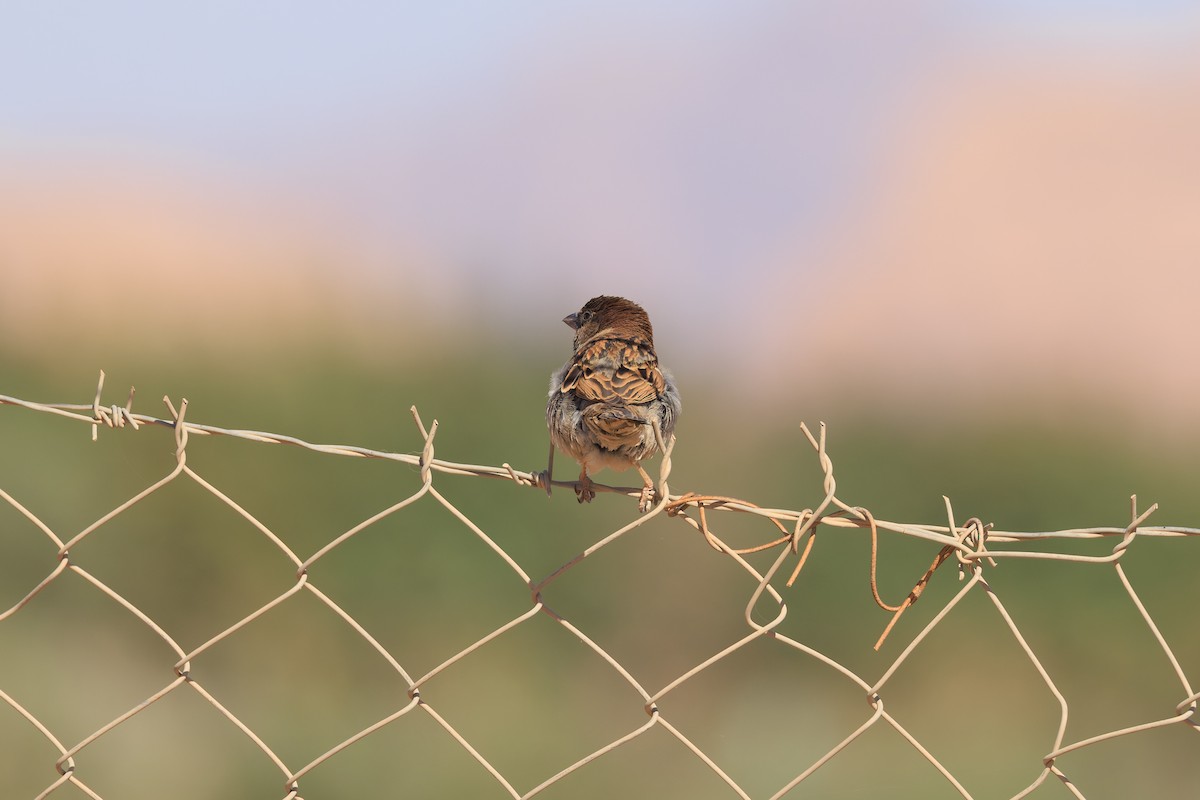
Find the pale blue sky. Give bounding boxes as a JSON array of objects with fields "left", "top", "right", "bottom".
[
  {"left": 3, "top": 1, "right": 1197, "bottom": 329},
  {"left": 4, "top": 2, "right": 1190, "bottom": 145}
]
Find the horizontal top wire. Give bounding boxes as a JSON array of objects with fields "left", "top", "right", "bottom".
[{"left": 2, "top": 380, "right": 1196, "bottom": 547}]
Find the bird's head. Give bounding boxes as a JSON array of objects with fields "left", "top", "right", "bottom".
[{"left": 564, "top": 295, "right": 655, "bottom": 350}]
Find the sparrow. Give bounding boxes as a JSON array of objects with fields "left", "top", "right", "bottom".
[{"left": 546, "top": 295, "right": 681, "bottom": 512}]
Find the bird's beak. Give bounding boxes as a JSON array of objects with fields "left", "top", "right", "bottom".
[{"left": 563, "top": 313, "right": 579, "bottom": 330}]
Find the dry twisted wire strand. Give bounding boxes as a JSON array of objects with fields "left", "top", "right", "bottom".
[
  {"left": 2, "top": 371, "right": 1198, "bottom": 800},
  {"left": 6, "top": 372, "right": 1198, "bottom": 546}
]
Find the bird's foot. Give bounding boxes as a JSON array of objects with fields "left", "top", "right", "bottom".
[
  {"left": 635, "top": 463, "right": 657, "bottom": 513},
  {"left": 637, "top": 485, "right": 656, "bottom": 514},
  {"left": 575, "top": 472, "right": 596, "bottom": 504}
]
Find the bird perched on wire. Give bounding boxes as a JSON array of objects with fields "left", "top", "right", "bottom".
[{"left": 546, "top": 295, "right": 681, "bottom": 512}]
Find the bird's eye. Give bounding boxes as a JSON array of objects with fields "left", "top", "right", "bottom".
[{"left": 579, "top": 310, "right": 593, "bottom": 323}]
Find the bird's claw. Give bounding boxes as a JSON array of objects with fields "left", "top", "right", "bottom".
[
  {"left": 638, "top": 485, "right": 655, "bottom": 514},
  {"left": 635, "top": 463, "right": 656, "bottom": 513},
  {"left": 575, "top": 474, "right": 596, "bottom": 504}
]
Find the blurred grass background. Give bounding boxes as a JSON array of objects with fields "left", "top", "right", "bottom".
[
  {"left": 4, "top": 2, "right": 1200, "bottom": 797},
  {"left": 2, "top": 342, "right": 1198, "bottom": 799}
]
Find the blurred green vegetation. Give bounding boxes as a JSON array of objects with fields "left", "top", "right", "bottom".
[{"left": 2, "top": 341, "right": 1197, "bottom": 799}]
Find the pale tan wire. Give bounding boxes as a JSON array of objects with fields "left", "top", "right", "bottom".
[{"left": 1, "top": 372, "right": 1197, "bottom": 799}]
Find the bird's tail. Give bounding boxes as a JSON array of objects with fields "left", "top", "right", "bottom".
[{"left": 581, "top": 405, "right": 649, "bottom": 451}]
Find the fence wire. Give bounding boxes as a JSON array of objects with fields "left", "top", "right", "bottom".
[{"left": 1, "top": 372, "right": 1197, "bottom": 799}]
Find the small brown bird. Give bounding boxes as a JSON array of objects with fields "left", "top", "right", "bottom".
[{"left": 546, "top": 296, "right": 680, "bottom": 511}]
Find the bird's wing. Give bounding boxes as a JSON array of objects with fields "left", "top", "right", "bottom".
[{"left": 560, "top": 337, "right": 665, "bottom": 406}]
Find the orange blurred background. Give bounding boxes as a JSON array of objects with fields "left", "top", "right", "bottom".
[{"left": 4, "top": 2, "right": 1199, "bottom": 436}]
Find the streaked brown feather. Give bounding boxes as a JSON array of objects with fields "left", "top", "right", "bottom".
[
  {"left": 581, "top": 404, "right": 645, "bottom": 451},
  {"left": 547, "top": 296, "right": 681, "bottom": 508},
  {"left": 559, "top": 337, "right": 664, "bottom": 407}
]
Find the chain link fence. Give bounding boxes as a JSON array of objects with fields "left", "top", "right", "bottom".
[{"left": 2, "top": 373, "right": 1197, "bottom": 799}]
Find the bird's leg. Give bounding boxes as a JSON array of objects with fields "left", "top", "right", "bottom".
[
  {"left": 635, "top": 463, "right": 655, "bottom": 513},
  {"left": 575, "top": 468, "right": 596, "bottom": 503},
  {"left": 542, "top": 443, "right": 555, "bottom": 497}
]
